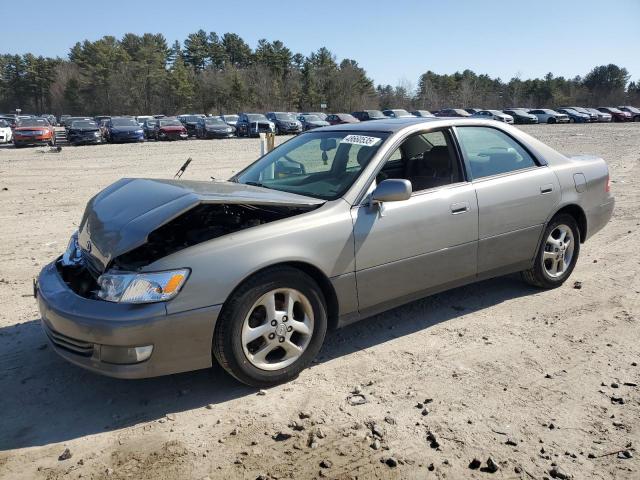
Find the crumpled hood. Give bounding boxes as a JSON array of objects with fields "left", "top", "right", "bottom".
[{"left": 78, "top": 178, "right": 324, "bottom": 272}]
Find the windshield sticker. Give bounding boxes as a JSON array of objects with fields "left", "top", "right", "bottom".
[{"left": 340, "top": 135, "right": 382, "bottom": 147}]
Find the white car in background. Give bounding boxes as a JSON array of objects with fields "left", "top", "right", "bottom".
[
  {"left": 471, "top": 110, "right": 514, "bottom": 123},
  {"left": 0, "top": 119, "right": 12, "bottom": 144},
  {"left": 586, "top": 108, "right": 612, "bottom": 122},
  {"left": 528, "top": 109, "right": 570, "bottom": 124}
]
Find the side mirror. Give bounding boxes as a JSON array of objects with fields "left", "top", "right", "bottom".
[
  {"left": 320, "top": 137, "right": 337, "bottom": 152},
  {"left": 371, "top": 179, "right": 412, "bottom": 204}
]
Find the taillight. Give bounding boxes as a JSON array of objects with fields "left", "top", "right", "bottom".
[{"left": 605, "top": 175, "right": 610, "bottom": 193}]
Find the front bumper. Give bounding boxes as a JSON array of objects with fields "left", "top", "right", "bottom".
[
  {"left": 158, "top": 131, "right": 188, "bottom": 140},
  {"left": 13, "top": 135, "right": 51, "bottom": 146},
  {"left": 110, "top": 133, "right": 144, "bottom": 143},
  {"left": 203, "top": 130, "right": 234, "bottom": 139},
  {"left": 36, "top": 261, "right": 221, "bottom": 379}
]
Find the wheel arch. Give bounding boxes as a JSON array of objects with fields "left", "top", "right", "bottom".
[
  {"left": 220, "top": 261, "right": 340, "bottom": 331},
  {"left": 550, "top": 204, "right": 587, "bottom": 242}
]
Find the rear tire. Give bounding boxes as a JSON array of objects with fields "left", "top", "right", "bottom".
[
  {"left": 569, "top": 118, "right": 575, "bottom": 123},
  {"left": 213, "top": 266, "right": 328, "bottom": 387},
  {"left": 521, "top": 214, "right": 580, "bottom": 289}
]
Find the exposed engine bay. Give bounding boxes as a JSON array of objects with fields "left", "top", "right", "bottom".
[{"left": 112, "top": 202, "right": 315, "bottom": 270}]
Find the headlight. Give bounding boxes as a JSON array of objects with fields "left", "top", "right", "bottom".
[
  {"left": 97, "top": 269, "right": 189, "bottom": 303},
  {"left": 136, "top": 129, "right": 143, "bottom": 134},
  {"left": 61, "top": 231, "right": 82, "bottom": 266}
]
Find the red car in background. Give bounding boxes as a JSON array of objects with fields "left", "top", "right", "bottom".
[
  {"left": 617, "top": 106, "right": 640, "bottom": 121},
  {"left": 13, "top": 117, "right": 55, "bottom": 148},
  {"left": 597, "top": 107, "right": 631, "bottom": 122},
  {"left": 153, "top": 117, "right": 188, "bottom": 140},
  {"left": 326, "top": 113, "right": 360, "bottom": 125}
]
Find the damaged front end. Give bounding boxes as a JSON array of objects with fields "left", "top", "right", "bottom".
[{"left": 57, "top": 178, "right": 323, "bottom": 301}]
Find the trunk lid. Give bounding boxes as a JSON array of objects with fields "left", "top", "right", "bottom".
[{"left": 78, "top": 178, "right": 324, "bottom": 272}]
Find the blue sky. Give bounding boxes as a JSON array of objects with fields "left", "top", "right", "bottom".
[{"left": 3, "top": 0, "right": 639, "bottom": 86}]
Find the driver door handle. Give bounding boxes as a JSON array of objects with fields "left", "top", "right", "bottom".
[{"left": 450, "top": 202, "right": 469, "bottom": 215}]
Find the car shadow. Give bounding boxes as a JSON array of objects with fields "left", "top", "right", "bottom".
[{"left": 0, "top": 274, "right": 537, "bottom": 451}]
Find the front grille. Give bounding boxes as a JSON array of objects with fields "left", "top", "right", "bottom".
[{"left": 43, "top": 322, "right": 94, "bottom": 357}]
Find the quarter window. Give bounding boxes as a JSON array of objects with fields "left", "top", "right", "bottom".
[{"left": 456, "top": 126, "right": 537, "bottom": 179}]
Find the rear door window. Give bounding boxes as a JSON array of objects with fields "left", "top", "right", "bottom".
[{"left": 456, "top": 126, "right": 537, "bottom": 179}]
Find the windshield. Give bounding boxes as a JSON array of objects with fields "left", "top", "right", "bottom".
[
  {"left": 159, "top": 119, "right": 182, "bottom": 127},
  {"left": 205, "top": 118, "right": 226, "bottom": 126},
  {"left": 0, "top": 120, "right": 8, "bottom": 127},
  {"left": 393, "top": 110, "right": 412, "bottom": 117},
  {"left": 247, "top": 114, "right": 267, "bottom": 121},
  {"left": 223, "top": 115, "right": 238, "bottom": 121},
  {"left": 623, "top": 106, "right": 640, "bottom": 113},
  {"left": 181, "top": 115, "right": 201, "bottom": 122},
  {"left": 111, "top": 118, "right": 139, "bottom": 127},
  {"left": 275, "top": 113, "right": 296, "bottom": 121},
  {"left": 234, "top": 130, "right": 391, "bottom": 200},
  {"left": 18, "top": 118, "right": 49, "bottom": 127},
  {"left": 302, "top": 115, "right": 321, "bottom": 122},
  {"left": 71, "top": 120, "right": 97, "bottom": 129},
  {"left": 366, "top": 110, "right": 385, "bottom": 118}
]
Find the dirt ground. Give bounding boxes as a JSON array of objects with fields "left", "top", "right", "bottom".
[{"left": 0, "top": 124, "right": 638, "bottom": 480}]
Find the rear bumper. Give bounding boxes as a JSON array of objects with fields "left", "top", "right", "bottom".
[
  {"left": 36, "top": 261, "right": 221, "bottom": 379},
  {"left": 585, "top": 198, "right": 615, "bottom": 241}
]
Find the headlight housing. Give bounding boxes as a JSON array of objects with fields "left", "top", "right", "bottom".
[
  {"left": 61, "top": 231, "right": 82, "bottom": 266},
  {"left": 97, "top": 269, "right": 189, "bottom": 303}
]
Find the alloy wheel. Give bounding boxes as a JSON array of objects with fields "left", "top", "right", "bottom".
[
  {"left": 241, "top": 288, "right": 314, "bottom": 371},
  {"left": 542, "top": 224, "right": 574, "bottom": 278}
]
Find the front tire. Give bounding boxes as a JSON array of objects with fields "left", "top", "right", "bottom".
[
  {"left": 547, "top": 117, "right": 556, "bottom": 124},
  {"left": 521, "top": 214, "right": 580, "bottom": 289},
  {"left": 213, "top": 266, "right": 328, "bottom": 387}
]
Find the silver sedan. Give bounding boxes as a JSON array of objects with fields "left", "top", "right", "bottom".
[{"left": 36, "top": 118, "right": 614, "bottom": 386}]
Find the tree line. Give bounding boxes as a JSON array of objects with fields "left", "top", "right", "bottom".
[{"left": 1, "top": 31, "right": 638, "bottom": 116}]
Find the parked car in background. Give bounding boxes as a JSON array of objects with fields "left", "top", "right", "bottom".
[
  {"left": 40, "top": 114, "right": 57, "bottom": 126},
  {"left": 142, "top": 119, "right": 158, "bottom": 139},
  {"left": 13, "top": 117, "right": 55, "bottom": 147},
  {"left": 617, "top": 106, "right": 640, "bottom": 121},
  {"left": 235, "top": 113, "right": 275, "bottom": 137},
  {"left": 556, "top": 108, "right": 590, "bottom": 123},
  {"left": 0, "top": 115, "right": 17, "bottom": 129},
  {"left": 435, "top": 108, "right": 471, "bottom": 117},
  {"left": 59, "top": 114, "right": 71, "bottom": 126},
  {"left": 0, "top": 119, "right": 13, "bottom": 144},
  {"left": 178, "top": 114, "right": 206, "bottom": 137},
  {"left": 382, "top": 109, "right": 415, "bottom": 118},
  {"left": 464, "top": 108, "right": 483, "bottom": 115},
  {"left": 136, "top": 115, "right": 153, "bottom": 127},
  {"left": 326, "top": 113, "right": 360, "bottom": 125},
  {"left": 528, "top": 109, "right": 569, "bottom": 124},
  {"left": 597, "top": 107, "right": 631, "bottom": 122},
  {"left": 411, "top": 110, "right": 435, "bottom": 118},
  {"left": 219, "top": 114, "right": 239, "bottom": 127},
  {"left": 351, "top": 110, "right": 386, "bottom": 121},
  {"left": 562, "top": 107, "right": 597, "bottom": 122},
  {"left": 297, "top": 114, "right": 330, "bottom": 131},
  {"left": 94, "top": 115, "right": 111, "bottom": 124},
  {"left": 105, "top": 117, "right": 145, "bottom": 143},
  {"left": 154, "top": 118, "right": 188, "bottom": 141},
  {"left": 63, "top": 116, "right": 92, "bottom": 131},
  {"left": 302, "top": 112, "right": 328, "bottom": 121},
  {"left": 503, "top": 109, "right": 538, "bottom": 124},
  {"left": 38, "top": 118, "right": 614, "bottom": 386},
  {"left": 471, "top": 110, "right": 514, "bottom": 123},
  {"left": 585, "top": 108, "right": 612, "bottom": 122},
  {"left": 67, "top": 119, "right": 103, "bottom": 145},
  {"left": 266, "top": 112, "right": 303, "bottom": 135},
  {"left": 195, "top": 117, "right": 236, "bottom": 139}
]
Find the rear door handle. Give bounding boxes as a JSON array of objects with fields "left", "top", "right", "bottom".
[
  {"left": 540, "top": 184, "right": 554, "bottom": 194},
  {"left": 450, "top": 202, "right": 469, "bottom": 215}
]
